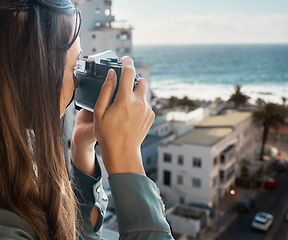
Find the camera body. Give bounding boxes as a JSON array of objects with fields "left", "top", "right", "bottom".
[{"left": 74, "top": 50, "right": 138, "bottom": 112}]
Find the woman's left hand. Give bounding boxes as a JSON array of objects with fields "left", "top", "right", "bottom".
[{"left": 71, "top": 109, "right": 97, "bottom": 177}]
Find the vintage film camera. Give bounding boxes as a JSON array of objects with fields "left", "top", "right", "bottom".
[{"left": 74, "top": 50, "right": 139, "bottom": 112}]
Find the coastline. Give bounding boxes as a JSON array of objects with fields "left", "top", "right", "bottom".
[{"left": 151, "top": 82, "right": 288, "bottom": 104}]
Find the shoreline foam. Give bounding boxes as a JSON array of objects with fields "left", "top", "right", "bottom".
[{"left": 151, "top": 82, "right": 288, "bottom": 104}]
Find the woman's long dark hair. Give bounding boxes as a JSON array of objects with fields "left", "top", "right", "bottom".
[{"left": 0, "top": 0, "right": 81, "bottom": 239}]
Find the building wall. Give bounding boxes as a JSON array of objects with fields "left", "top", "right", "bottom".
[
  {"left": 158, "top": 144, "right": 212, "bottom": 205},
  {"left": 167, "top": 213, "right": 201, "bottom": 238}
]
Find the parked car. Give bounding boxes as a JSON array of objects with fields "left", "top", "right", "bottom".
[
  {"left": 264, "top": 177, "right": 277, "bottom": 190},
  {"left": 251, "top": 212, "right": 273, "bottom": 231},
  {"left": 236, "top": 197, "right": 255, "bottom": 213}
]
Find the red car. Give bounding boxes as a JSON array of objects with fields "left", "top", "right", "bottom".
[{"left": 264, "top": 177, "right": 277, "bottom": 189}]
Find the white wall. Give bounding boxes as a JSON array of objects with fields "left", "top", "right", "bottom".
[
  {"left": 158, "top": 144, "right": 212, "bottom": 205},
  {"left": 167, "top": 213, "right": 201, "bottom": 238}
]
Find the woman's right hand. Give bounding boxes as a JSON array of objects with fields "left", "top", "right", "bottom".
[{"left": 93, "top": 56, "right": 155, "bottom": 176}]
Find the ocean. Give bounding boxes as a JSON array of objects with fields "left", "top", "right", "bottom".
[{"left": 133, "top": 44, "right": 288, "bottom": 104}]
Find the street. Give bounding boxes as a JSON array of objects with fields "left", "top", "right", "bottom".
[{"left": 216, "top": 166, "right": 288, "bottom": 240}]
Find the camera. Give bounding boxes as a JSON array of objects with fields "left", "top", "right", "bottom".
[{"left": 74, "top": 50, "right": 139, "bottom": 112}]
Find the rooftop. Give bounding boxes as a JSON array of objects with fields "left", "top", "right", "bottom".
[
  {"left": 174, "top": 128, "right": 232, "bottom": 146},
  {"left": 195, "top": 111, "right": 252, "bottom": 128},
  {"left": 142, "top": 134, "right": 163, "bottom": 147},
  {"left": 169, "top": 205, "right": 206, "bottom": 220}
]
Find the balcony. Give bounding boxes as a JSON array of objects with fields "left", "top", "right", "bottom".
[{"left": 219, "top": 145, "right": 236, "bottom": 169}]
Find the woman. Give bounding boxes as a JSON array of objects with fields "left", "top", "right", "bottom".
[{"left": 0, "top": 0, "right": 174, "bottom": 239}]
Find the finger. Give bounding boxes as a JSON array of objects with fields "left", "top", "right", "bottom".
[
  {"left": 116, "top": 56, "right": 135, "bottom": 99},
  {"left": 94, "top": 69, "right": 117, "bottom": 118},
  {"left": 133, "top": 78, "right": 149, "bottom": 101}
]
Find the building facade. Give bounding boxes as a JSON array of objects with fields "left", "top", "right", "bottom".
[{"left": 157, "top": 111, "right": 257, "bottom": 208}]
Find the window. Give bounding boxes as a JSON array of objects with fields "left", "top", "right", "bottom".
[
  {"left": 193, "top": 158, "right": 202, "bottom": 168},
  {"left": 119, "top": 32, "right": 130, "bottom": 41},
  {"left": 92, "top": 48, "right": 96, "bottom": 53},
  {"left": 105, "top": 8, "right": 111, "bottom": 16},
  {"left": 192, "top": 178, "right": 201, "bottom": 188},
  {"left": 178, "top": 155, "right": 184, "bottom": 165},
  {"left": 163, "top": 170, "right": 171, "bottom": 186},
  {"left": 220, "top": 170, "right": 224, "bottom": 183},
  {"left": 164, "top": 153, "right": 172, "bottom": 163},
  {"left": 92, "top": 34, "right": 96, "bottom": 39},
  {"left": 214, "top": 157, "right": 218, "bottom": 166},
  {"left": 220, "top": 154, "right": 225, "bottom": 164},
  {"left": 177, "top": 175, "right": 183, "bottom": 185},
  {"left": 95, "top": 8, "right": 101, "bottom": 14},
  {"left": 95, "top": 22, "right": 101, "bottom": 27}
]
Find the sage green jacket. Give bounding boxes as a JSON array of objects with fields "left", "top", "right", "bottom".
[{"left": 0, "top": 160, "right": 174, "bottom": 240}]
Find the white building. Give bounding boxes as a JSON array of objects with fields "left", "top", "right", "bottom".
[
  {"left": 149, "top": 107, "right": 210, "bottom": 138},
  {"left": 73, "top": 0, "right": 151, "bottom": 80},
  {"left": 74, "top": 0, "right": 131, "bottom": 57},
  {"left": 157, "top": 111, "right": 257, "bottom": 208}
]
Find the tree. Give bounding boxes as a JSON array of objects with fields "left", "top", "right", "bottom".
[
  {"left": 282, "top": 96, "right": 287, "bottom": 105},
  {"left": 168, "top": 96, "right": 178, "bottom": 108},
  {"left": 167, "top": 96, "right": 195, "bottom": 109},
  {"left": 253, "top": 102, "right": 286, "bottom": 160},
  {"left": 228, "top": 85, "right": 250, "bottom": 108},
  {"left": 177, "top": 96, "right": 194, "bottom": 107}
]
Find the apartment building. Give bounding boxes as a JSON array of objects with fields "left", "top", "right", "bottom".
[{"left": 157, "top": 111, "right": 257, "bottom": 208}]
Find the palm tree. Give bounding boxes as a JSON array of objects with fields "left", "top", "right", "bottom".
[
  {"left": 228, "top": 85, "right": 250, "bottom": 109},
  {"left": 282, "top": 96, "right": 287, "bottom": 105},
  {"left": 253, "top": 102, "right": 286, "bottom": 160}
]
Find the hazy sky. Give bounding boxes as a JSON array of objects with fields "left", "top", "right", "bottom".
[{"left": 112, "top": 0, "right": 288, "bottom": 45}]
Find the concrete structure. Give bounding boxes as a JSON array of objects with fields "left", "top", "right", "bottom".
[
  {"left": 166, "top": 205, "right": 207, "bottom": 239},
  {"left": 149, "top": 107, "right": 209, "bottom": 138},
  {"left": 74, "top": 0, "right": 132, "bottom": 57},
  {"left": 157, "top": 111, "right": 257, "bottom": 208}
]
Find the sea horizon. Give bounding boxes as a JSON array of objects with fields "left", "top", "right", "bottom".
[{"left": 133, "top": 43, "right": 288, "bottom": 104}]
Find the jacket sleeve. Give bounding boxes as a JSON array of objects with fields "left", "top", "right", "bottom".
[
  {"left": 108, "top": 173, "right": 174, "bottom": 240},
  {"left": 71, "top": 159, "right": 108, "bottom": 240}
]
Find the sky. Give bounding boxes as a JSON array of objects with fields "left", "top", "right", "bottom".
[{"left": 112, "top": 0, "right": 288, "bottom": 45}]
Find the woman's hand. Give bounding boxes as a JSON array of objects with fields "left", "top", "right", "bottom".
[
  {"left": 93, "top": 56, "right": 155, "bottom": 176},
  {"left": 71, "top": 109, "right": 97, "bottom": 177}
]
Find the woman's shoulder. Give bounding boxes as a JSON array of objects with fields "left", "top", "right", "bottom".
[{"left": 0, "top": 208, "right": 37, "bottom": 240}]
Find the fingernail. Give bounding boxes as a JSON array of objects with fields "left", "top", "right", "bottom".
[{"left": 107, "top": 69, "right": 114, "bottom": 79}]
